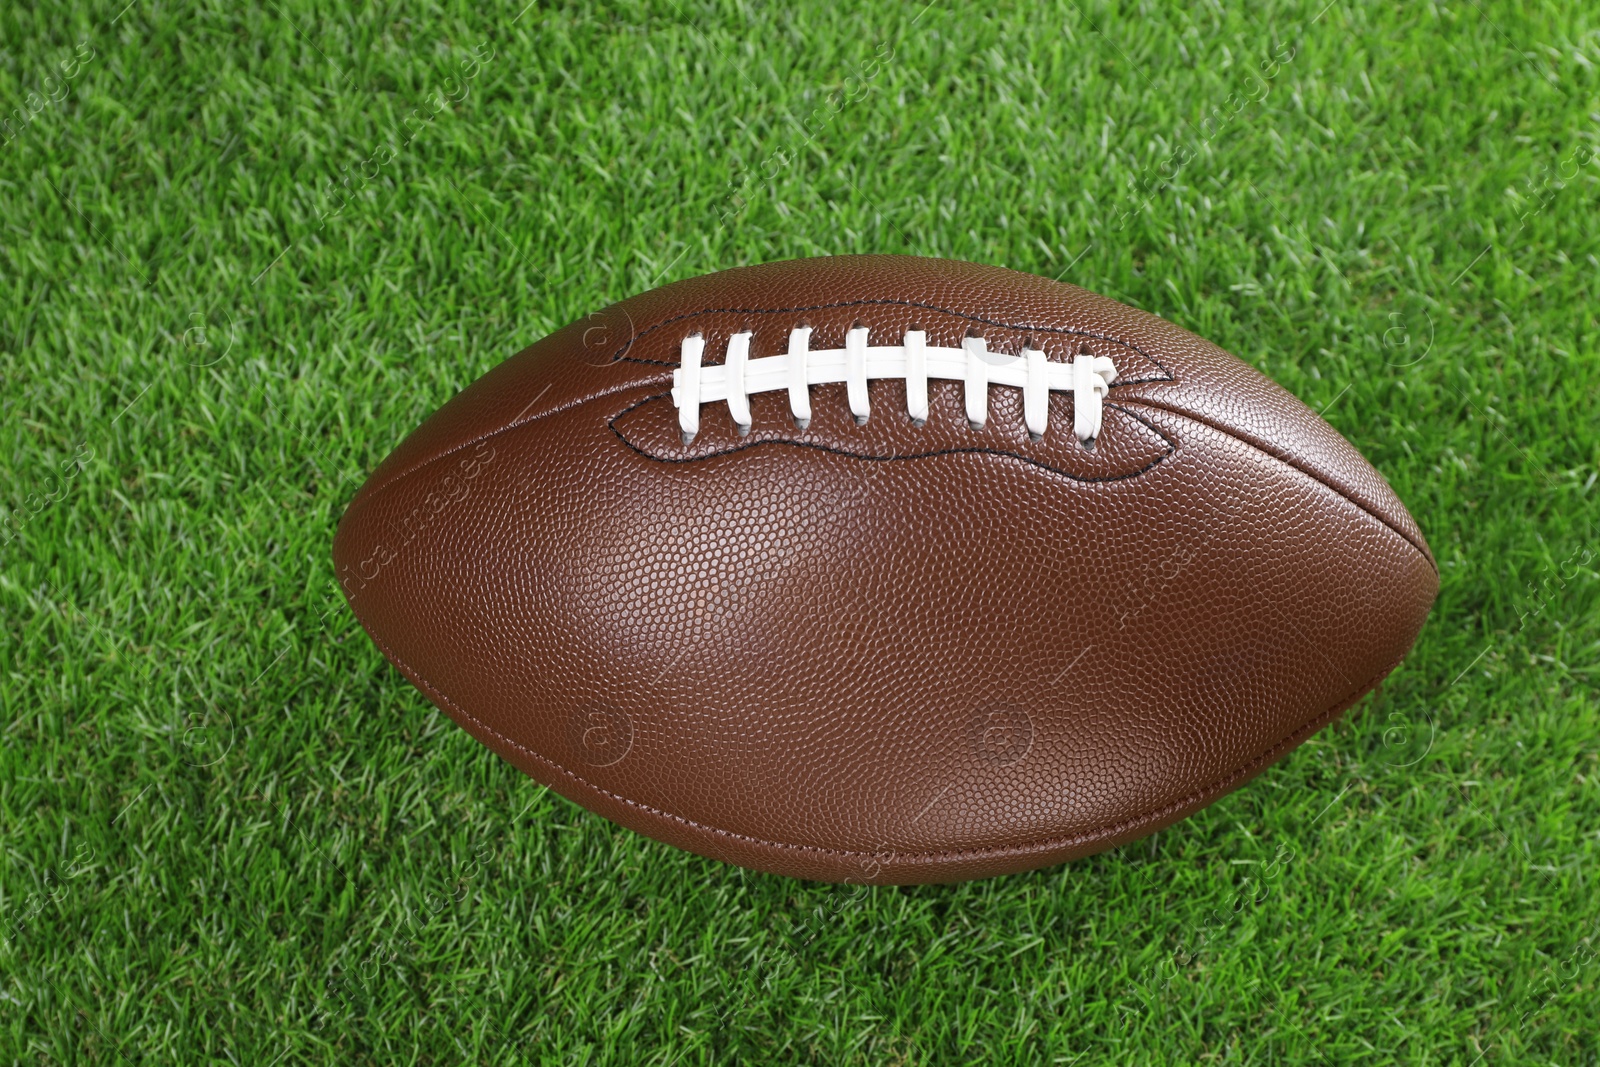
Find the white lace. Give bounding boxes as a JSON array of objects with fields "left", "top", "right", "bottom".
[{"left": 670, "top": 328, "right": 1118, "bottom": 445}]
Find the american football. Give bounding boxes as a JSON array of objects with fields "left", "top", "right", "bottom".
[{"left": 333, "top": 255, "right": 1437, "bottom": 884}]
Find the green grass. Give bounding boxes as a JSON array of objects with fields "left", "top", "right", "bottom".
[{"left": 2, "top": 0, "right": 1597, "bottom": 1062}]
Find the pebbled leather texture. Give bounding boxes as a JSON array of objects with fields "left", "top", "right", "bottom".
[{"left": 334, "top": 255, "right": 1438, "bottom": 884}]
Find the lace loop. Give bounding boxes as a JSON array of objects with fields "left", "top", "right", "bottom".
[{"left": 672, "top": 329, "right": 1117, "bottom": 445}]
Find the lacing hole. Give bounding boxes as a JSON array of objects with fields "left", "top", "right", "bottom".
[{"left": 793, "top": 416, "right": 810, "bottom": 432}]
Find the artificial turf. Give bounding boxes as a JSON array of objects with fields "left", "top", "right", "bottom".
[{"left": 2, "top": 0, "right": 1597, "bottom": 1063}]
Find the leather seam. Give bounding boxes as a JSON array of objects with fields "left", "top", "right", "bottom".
[
  {"left": 349, "top": 302, "right": 1176, "bottom": 514},
  {"left": 606, "top": 393, "right": 1178, "bottom": 483},
  {"left": 346, "top": 377, "right": 1179, "bottom": 527},
  {"left": 1118, "top": 397, "right": 1437, "bottom": 571},
  {"left": 363, "top": 621, "right": 1393, "bottom": 865},
  {"left": 348, "top": 379, "right": 654, "bottom": 516}
]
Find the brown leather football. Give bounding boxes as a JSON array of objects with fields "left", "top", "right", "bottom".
[{"left": 333, "top": 255, "right": 1436, "bottom": 884}]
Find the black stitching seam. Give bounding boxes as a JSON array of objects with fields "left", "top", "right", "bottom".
[
  {"left": 362, "top": 613, "right": 1400, "bottom": 865},
  {"left": 1125, "top": 397, "right": 1437, "bottom": 569},
  {"left": 608, "top": 394, "right": 1178, "bottom": 483},
  {"left": 353, "top": 302, "right": 1176, "bottom": 507},
  {"left": 350, "top": 378, "right": 650, "bottom": 513},
  {"left": 609, "top": 296, "right": 1177, "bottom": 387},
  {"left": 351, "top": 380, "right": 1432, "bottom": 582}
]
